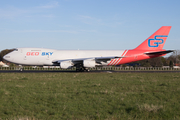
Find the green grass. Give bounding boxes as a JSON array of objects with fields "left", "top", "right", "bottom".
[{"left": 0, "top": 72, "right": 180, "bottom": 120}]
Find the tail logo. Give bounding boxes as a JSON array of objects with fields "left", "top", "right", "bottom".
[{"left": 148, "top": 35, "right": 167, "bottom": 47}]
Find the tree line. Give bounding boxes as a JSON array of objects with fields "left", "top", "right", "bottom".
[{"left": 0, "top": 49, "right": 179, "bottom": 67}]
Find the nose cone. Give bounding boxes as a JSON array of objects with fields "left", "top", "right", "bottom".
[
  {"left": 3, "top": 55, "right": 6, "bottom": 60},
  {"left": 3, "top": 53, "right": 13, "bottom": 63},
  {"left": 3, "top": 54, "right": 10, "bottom": 61}
]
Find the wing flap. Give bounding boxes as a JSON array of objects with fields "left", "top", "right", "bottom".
[{"left": 95, "top": 56, "right": 125, "bottom": 61}]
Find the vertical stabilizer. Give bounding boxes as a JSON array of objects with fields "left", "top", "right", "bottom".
[{"left": 135, "top": 26, "right": 171, "bottom": 50}]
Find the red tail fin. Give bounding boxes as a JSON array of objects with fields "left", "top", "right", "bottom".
[{"left": 135, "top": 26, "right": 171, "bottom": 50}]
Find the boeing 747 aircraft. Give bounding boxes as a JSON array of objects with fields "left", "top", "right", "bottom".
[{"left": 3, "top": 26, "right": 173, "bottom": 71}]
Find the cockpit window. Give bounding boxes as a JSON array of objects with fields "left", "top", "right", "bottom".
[{"left": 14, "top": 49, "right": 18, "bottom": 51}]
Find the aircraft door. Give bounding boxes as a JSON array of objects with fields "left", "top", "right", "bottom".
[
  {"left": 45, "top": 52, "right": 53, "bottom": 60},
  {"left": 19, "top": 49, "right": 26, "bottom": 60},
  {"left": 24, "top": 56, "right": 27, "bottom": 60},
  {"left": 46, "top": 55, "right": 49, "bottom": 60}
]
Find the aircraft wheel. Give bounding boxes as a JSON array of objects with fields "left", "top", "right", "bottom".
[
  {"left": 19, "top": 68, "right": 23, "bottom": 72},
  {"left": 76, "top": 67, "right": 87, "bottom": 72},
  {"left": 76, "top": 68, "right": 82, "bottom": 72},
  {"left": 84, "top": 68, "right": 90, "bottom": 72}
]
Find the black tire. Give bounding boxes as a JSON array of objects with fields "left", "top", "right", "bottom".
[{"left": 19, "top": 68, "right": 23, "bottom": 72}]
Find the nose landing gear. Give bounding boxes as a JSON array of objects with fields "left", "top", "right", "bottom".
[{"left": 19, "top": 65, "right": 23, "bottom": 72}]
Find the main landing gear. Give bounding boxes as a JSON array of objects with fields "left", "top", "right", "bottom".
[{"left": 76, "top": 64, "right": 89, "bottom": 72}]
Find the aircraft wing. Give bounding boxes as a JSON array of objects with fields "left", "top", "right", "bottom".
[
  {"left": 52, "top": 50, "right": 173, "bottom": 64},
  {"left": 52, "top": 56, "right": 126, "bottom": 64},
  {"left": 144, "top": 50, "right": 174, "bottom": 55}
]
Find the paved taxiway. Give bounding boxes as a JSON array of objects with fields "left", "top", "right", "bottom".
[{"left": 0, "top": 70, "right": 180, "bottom": 73}]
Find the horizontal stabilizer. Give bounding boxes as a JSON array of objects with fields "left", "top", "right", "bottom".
[{"left": 144, "top": 50, "right": 174, "bottom": 55}]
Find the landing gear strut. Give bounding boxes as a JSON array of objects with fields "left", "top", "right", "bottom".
[
  {"left": 19, "top": 65, "right": 23, "bottom": 72},
  {"left": 76, "top": 64, "right": 89, "bottom": 72}
]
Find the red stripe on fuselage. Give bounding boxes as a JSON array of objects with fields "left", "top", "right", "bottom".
[
  {"left": 108, "top": 59, "right": 114, "bottom": 65},
  {"left": 108, "top": 50, "right": 126, "bottom": 66},
  {"left": 113, "top": 50, "right": 127, "bottom": 65},
  {"left": 116, "top": 50, "right": 128, "bottom": 65}
]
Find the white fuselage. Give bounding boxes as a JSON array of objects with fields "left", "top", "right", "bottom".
[{"left": 4, "top": 48, "right": 125, "bottom": 66}]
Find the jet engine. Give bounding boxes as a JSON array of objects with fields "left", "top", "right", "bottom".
[
  {"left": 83, "top": 59, "right": 96, "bottom": 68},
  {"left": 60, "top": 61, "right": 73, "bottom": 69}
]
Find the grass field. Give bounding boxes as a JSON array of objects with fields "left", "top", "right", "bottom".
[{"left": 0, "top": 72, "right": 180, "bottom": 120}]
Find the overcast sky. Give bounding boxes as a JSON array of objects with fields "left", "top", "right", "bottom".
[{"left": 0, "top": 0, "right": 179, "bottom": 51}]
